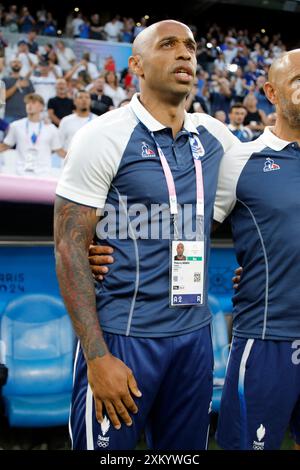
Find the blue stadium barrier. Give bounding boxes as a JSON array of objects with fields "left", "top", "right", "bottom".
[{"left": 1, "top": 293, "right": 74, "bottom": 427}]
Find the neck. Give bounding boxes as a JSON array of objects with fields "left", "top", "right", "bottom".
[
  {"left": 11, "top": 72, "right": 20, "bottom": 78},
  {"left": 139, "top": 92, "right": 186, "bottom": 138},
  {"left": 27, "top": 113, "right": 41, "bottom": 122},
  {"left": 77, "top": 110, "right": 90, "bottom": 117},
  {"left": 273, "top": 116, "right": 300, "bottom": 145}
]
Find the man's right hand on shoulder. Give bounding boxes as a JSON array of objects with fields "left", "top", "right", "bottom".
[
  {"left": 87, "top": 353, "right": 142, "bottom": 429},
  {"left": 88, "top": 244, "right": 114, "bottom": 281}
]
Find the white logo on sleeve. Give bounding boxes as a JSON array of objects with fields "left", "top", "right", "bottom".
[
  {"left": 97, "top": 416, "right": 111, "bottom": 448},
  {"left": 253, "top": 424, "right": 266, "bottom": 450}
]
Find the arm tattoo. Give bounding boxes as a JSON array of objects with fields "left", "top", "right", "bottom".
[{"left": 54, "top": 196, "right": 108, "bottom": 360}]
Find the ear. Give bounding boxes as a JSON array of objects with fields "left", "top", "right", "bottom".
[
  {"left": 128, "top": 55, "right": 144, "bottom": 78},
  {"left": 264, "top": 81, "right": 277, "bottom": 105}
]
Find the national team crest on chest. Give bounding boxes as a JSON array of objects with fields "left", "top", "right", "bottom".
[
  {"left": 141, "top": 141, "right": 156, "bottom": 158},
  {"left": 263, "top": 157, "right": 280, "bottom": 172},
  {"left": 189, "top": 135, "right": 205, "bottom": 160}
]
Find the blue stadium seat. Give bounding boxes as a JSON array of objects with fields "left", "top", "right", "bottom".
[
  {"left": 0, "top": 294, "right": 75, "bottom": 427},
  {"left": 209, "top": 294, "right": 230, "bottom": 413}
]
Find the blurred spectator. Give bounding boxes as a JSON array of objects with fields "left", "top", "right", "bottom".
[
  {"left": 3, "top": 58, "right": 34, "bottom": 122},
  {"left": 103, "top": 71, "right": 127, "bottom": 107},
  {"left": 122, "top": 17, "right": 135, "bottom": 43},
  {"left": 18, "top": 6, "right": 36, "bottom": 34},
  {"left": 0, "top": 93, "right": 64, "bottom": 176},
  {"left": 185, "top": 80, "right": 208, "bottom": 113},
  {"left": 29, "top": 59, "right": 58, "bottom": 106},
  {"left": 14, "top": 39, "right": 39, "bottom": 77},
  {"left": 67, "top": 53, "right": 98, "bottom": 81},
  {"left": 214, "top": 52, "right": 227, "bottom": 73},
  {"left": 133, "top": 17, "right": 148, "bottom": 39},
  {"left": 232, "top": 48, "right": 249, "bottom": 69},
  {"left": 47, "top": 49, "right": 63, "bottom": 77},
  {"left": 89, "top": 13, "right": 105, "bottom": 40},
  {"left": 208, "top": 76, "right": 233, "bottom": 121},
  {"left": 244, "top": 60, "right": 264, "bottom": 90},
  {"left": 48, "top": 78, "right": 74, "bottom": 126},
  {"left": 27, "top": 29, "right": 39, "bottom": 55},
  {"left": 71, "top": 11, "right": 84, "bottom": 38},
  {"left": 104, "top": 15, "right": 123, "bottom": 42},
  {"left": 223, "top": 37, "right": 238, "bottom": 64},
  {"left": 104, "top": 55, "right": 116, "bottom": 73},
  {"left": 55, "top": 40, "right": 76, "bottom": 73},
  {"left": 90, "top": 76, "right": 114, "bottom": 116},
  {"left": 254, "top": 75, "right": 275, "bottom": 115},
  {"left": 125, "top": 84, "right": 137, "bottom": 100},
  {"left": 228, "top": 103, "right": 253, "bottom": 142},
  {"left": 231, "top": 67, "right": 247, "bottom": 102},
  {"left": 78, "top": 16, "right": 90, "bottom": 39},
  {"left": 36, "top": 7, "right": 47, "bottom": 33},
  {"left": 214, "top": 110, "right": 227, "bottom": 124},
  {"left": 243, "top": 92, "right": 267, "bottom": 138},
  {"left": 4, "top": 4, "right": 19, "bottom": 33},
  {"left": 59, "top": 90, "right": 97, "bottom": 153},
  {"left": 42, "top": 12, "right": 57, "bottom": 36}
]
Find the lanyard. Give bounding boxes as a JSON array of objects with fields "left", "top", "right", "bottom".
[
  {"left": 26, "top": 119, "right": 42, "bottom": 145},
  {"left": 150, "top": 131, "right": 205, "bottom": 239}
]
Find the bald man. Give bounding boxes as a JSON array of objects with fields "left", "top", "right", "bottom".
[
  {"left": 213, "top": 49, "right": 300, "bottom": 450},
  {"left": 54, "top": 20, "right": 238, "bottom": 450}
]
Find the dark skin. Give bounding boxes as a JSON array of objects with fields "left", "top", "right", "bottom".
[{"left": 54, "top": 196, "right": 141, "bottom": 430}]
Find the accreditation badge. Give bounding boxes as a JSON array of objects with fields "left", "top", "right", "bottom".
[
  {"left": 170, "top": 240, "right": 204, "bottom": 307},
  {"left": 24, "top": 148, "right": 38, "bottom": 173}
]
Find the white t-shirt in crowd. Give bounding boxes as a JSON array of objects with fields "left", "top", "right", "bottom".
[
  {"left": 4, "top": 117, "right": 62, "bottom": 177},
  {"left": 103, "top": 83, "right": 127, "bottom": 107},
  {"left": 56, "top": 47, "right": 76, "bottom": 72},
  {"left": 72, "top": 17, "right": 84, "bottom": 36},
  {"left": 103, "top": 21, "right": 123, "bottom": 41},
  {"left": 30, "top": 75, "right": 57, "bottom": 106},
  {"left": 15, "top": 52, "right": 39, "bottom": 77},
  {"left": 59, "top": 113, "right": 98, "bottom": 151},
  {"left": 72, "top": 62, "right": 99, "bottom": 80}
]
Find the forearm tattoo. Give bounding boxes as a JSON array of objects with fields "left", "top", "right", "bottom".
[{"left": 54, "top": 196, "right": 108, "bottom": 360}]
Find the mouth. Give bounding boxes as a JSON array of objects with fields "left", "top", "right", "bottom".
[{"left": 173, "top": 65, "right": 194, "bottom": 83}]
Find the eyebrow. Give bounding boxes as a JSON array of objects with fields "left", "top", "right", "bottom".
[{"left": 158, "top": 36, "right": 197, "bottom": 47}]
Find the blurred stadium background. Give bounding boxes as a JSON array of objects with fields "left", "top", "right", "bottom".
[{"left": 0, "top": 0, "right": 299, "bottom": 450}]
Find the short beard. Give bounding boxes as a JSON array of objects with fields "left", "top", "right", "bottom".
[
  {"left": 279, "top": 96, "right": 300, "bottom": 128},
  {"left": 282, "top": 106, "right": 300, "bottom": 128}
]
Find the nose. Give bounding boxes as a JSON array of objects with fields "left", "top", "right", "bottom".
[{"left": 175, "top": 41, "right": 192, "bottom": 61}]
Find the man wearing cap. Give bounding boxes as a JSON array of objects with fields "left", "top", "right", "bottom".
[{"left": 14, "top": 39, "right": 38, "bottom": 77}]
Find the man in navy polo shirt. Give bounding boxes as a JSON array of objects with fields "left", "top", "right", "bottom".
[
  {"left": 214, "top": 49, "right": 300, "bottom": 450},
  {"left": 54, "top": 20, "right": 237, "bottom": 450}
]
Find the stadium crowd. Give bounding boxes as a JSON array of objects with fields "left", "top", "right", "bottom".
[{"left": 0, "top": 4, "right": 290, "bottom": 178}]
